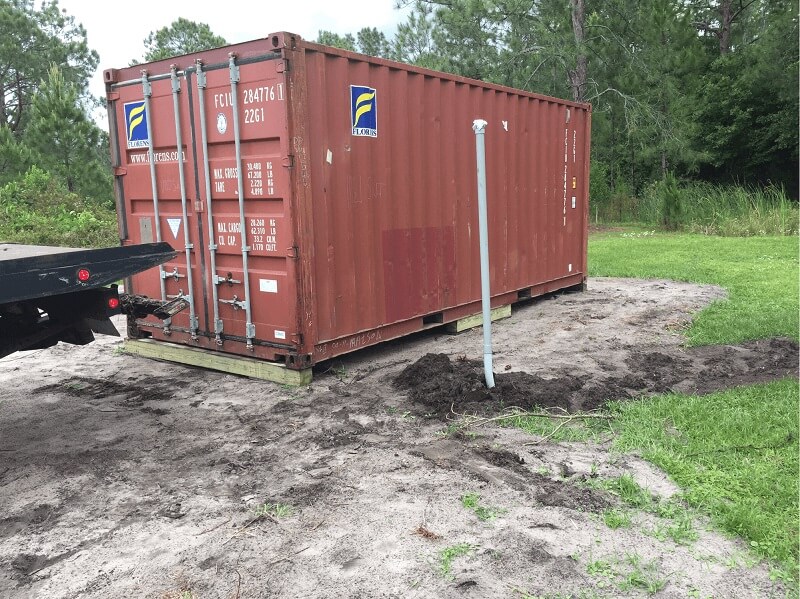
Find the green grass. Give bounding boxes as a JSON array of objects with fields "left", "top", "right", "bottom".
[
  {"left": 253, "top": 502, "right": 294, "bottom": 519},
  {"left": 438, "top": 543, "right": 475, "bottom": 579},
  {"left": 460, "top": 492, "right": 505, "bottom": 521},
  {"left": 505, "top": 410, "right": 613, "bottom": 443},
  {"left": 610, "top": 380, "right": 799, "bottom": 577},
  {"left": 589, "top": 233, "right": 799, "bottom": 345},
  {"left": 589, "top": 474, "right": 698, "bottom": 544},
  {"left": 588, "top": 231, "right": 799, "bottom": 584},
  {"left": 601, "top": 508, "right": 632, "bottom": 529}
]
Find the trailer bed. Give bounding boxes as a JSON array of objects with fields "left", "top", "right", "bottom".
[{"left": 0, "top": 242, "right": 176, "bottom": 304}]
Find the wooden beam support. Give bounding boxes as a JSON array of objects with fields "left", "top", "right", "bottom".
[
  {"left": 445, "top": 304, "right": 512, "bottom": 334},
  {"left": 123, "top": 339, "right": 312, "bottom": 386}
]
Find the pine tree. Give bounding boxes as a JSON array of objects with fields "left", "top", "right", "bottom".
[{"left": 24, "top": 65, "right": 104, "bottom": 197}]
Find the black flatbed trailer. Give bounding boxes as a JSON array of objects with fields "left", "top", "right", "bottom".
[{"left": 0, "top": 242, "right": 183, "bottom": 358}]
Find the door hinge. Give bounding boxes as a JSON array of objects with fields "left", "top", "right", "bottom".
[
  {"left": 113, "top": 166, "right": 127, "bottom": 176},
  {"left": 282, "top": 155, "right": 294, "bottom": 168},
  {"left": 276, "top": 59, "right": 289, "bottom": 73},
  {"left": 286, "top": 246, "right": 299, "bottom": 259}
]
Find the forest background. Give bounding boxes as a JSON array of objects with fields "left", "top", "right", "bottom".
[{"left": 0, "top": 0, "right": 797, "bottom": 246}]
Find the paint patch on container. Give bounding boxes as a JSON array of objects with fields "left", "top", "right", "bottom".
[
  {"left": 568, "top": 263, "right": 573, "bottom": 272},
  {"left": 572, "top": 196, "right": 576, "bottom": 209},
  {"left": 274, "top": 330, "right": 286, "bottom": 340},
  {"left": 326, "top": 149, "right": 333, "bottom": 164},
  {"left": 502, "top": 120, "right": 508, "bottom": 131},
  {"left": 259, "top": 279, "right": 278, "bottom": 293}
]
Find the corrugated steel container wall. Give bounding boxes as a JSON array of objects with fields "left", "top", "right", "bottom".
[{"left": 105, "top": 33, "right": 590, "bottom": 369}]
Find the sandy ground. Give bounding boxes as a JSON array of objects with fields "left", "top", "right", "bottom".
[{"left": 0, "top": 277, "right": 797, "bottom": 599}]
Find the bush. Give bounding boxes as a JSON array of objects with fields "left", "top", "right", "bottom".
[{"left": 0, "top": 166, "right": 118, "bottom": 247}]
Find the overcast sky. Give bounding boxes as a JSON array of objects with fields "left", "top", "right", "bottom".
[{"left": 57, "top": 0, "right": 410, "bottom": 121}]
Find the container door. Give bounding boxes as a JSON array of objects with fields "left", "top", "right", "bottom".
[
  {"left": 189, "top": 55, "right": 298, "bottom": 356},
  {"left": 109, "top": 68, "right": 205, "bottom": 340}
]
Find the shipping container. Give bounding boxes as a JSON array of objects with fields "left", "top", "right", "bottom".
[{"left": 104, "top": 32, "right": 591, "bottom": 373}]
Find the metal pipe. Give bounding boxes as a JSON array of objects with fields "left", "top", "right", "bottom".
[
  {"left": 195, "top": 60, "right": 224, "bottom": 346},
  {"left": 141, "top": 72, "right": 170, "bottom": 330},
  {"left": 170, "top": 67, "right": 198, "bottom": 339},
  {"left": 472, "top": 119, "right": 495, "bottom": 388},
  {"left": 228, "top": 54, "right": 256, "bottom": 350}
]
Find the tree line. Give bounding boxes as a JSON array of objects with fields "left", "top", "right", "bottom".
[
  {"left": 0, "top": 0, "right": 796, "bottom": 247},
  {"left": 320, "top": 0, "right": 798, "bottom": 201}
]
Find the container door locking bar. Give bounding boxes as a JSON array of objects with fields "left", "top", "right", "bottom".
[
  {"left": 170, "top": 66, "right": 199, "bottom": 340},
  {"left": 140, "top": 71, "right": 169, "bottom": 334},
  {"left": 195, "top": 60, "right": 225, "bottom": 346},
  {"left": 228, "top": 53, "right": 256, "bottom": 350}
]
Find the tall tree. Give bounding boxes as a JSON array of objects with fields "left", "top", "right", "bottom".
[
  {"left": 692, "top": 0, "right": 798, "bottom": 192},
  {"left": 568, "top": 0, "right": 587, "bottom": 102},
  {"left": 692, "top": 0, "right": 760, "bottom": 55},
  {"left": 316, "top": 30, "right": 357, "bottom": 52},
  {"left": 316, "top": 28, "right": 394, "bottom": 58},
  {"left": 24, "top": 65, "right": 108, "bottom": 199},
  {"left": 356, "top": 27, "right": 392, "bottom": 58},
  {"left": 140, "top": 18, "right": 226, "bottom": 62},
  {"left": 0, "top": 123, "right": 31, "bottom": 185},
  {"left": 392, "top": 3, "right": 443, "bottom": 69},
  {"left": 0, "top": 0, "right": 97, "bottom": 133}
]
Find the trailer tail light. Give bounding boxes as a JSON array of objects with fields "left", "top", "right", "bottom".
[
  {"left": 107, "top": 297, "right": 120, "bottom": 310},
  {"left": 77, "top": 268, "right": 91, "bottom": 282}
]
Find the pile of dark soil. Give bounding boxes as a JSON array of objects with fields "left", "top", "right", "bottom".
[
  {"left": 394, "top": 353, "right": 593, "bottom": 415},
  {"left": 394, "top": 339, "right": 800, "bottom": 417}
]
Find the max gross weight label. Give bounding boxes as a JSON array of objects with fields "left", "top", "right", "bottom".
[{"left": 211, "top": 160, "right": 276, "bottom": 197}]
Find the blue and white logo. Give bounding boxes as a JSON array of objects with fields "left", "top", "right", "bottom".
[
  {"left": 124, "top": 100, "right": 149, "bottom": 149},
  {"left": 350, "top": 85, "right": 377, "bottom": 138}
]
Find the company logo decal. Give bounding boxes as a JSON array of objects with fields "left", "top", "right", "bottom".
[
  {"left": 124, "top": 100, "right": 149, "bottom": 149},
  {"left": 350, "top": 85, "right": 377, "bottom": 137}
]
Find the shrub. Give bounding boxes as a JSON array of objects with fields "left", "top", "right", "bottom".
[{"left": 0, "top": 166, "right": 118, "bottom": 247}]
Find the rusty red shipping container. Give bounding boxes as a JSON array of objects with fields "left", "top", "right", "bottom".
[{"left": 104, "top": 32, "right": 591, "bottom": 371}]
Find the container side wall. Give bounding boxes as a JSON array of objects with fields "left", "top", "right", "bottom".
[{"left": 303, "top": 48, "right": 590, "bottom": 347}]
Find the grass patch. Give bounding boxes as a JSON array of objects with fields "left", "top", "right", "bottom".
[
  {"left": 504, "top": 410, "right": 612, "bottom": 443},
  {"left": 589, "top": 474, "right": 698, "bottom": 544},
  {"left": 590, "top": 231, "right": 799, "bottom": 586},
  {"left": 601, "top": 508, "right": 632, "bottom": 530},
  {"left": 610, "top": 380, "right": 799, "bottom": 578},
  {"left": 253, "top": 502, "right": 294, "bottom": 519},
  {"left": 584, "top": 553, "right": 666, "bottom": 595},
  {"left": 589, "top": 233, "right": 798, "bottom": 345},
  {"left": 438, "top": 543, "right": 475, "bottom": 579},
  {"left": 460, "top": 492, "right": 505, "bottom": 521}
]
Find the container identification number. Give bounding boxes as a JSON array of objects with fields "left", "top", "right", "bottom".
[
  {"left": 242, "top": 84, "right": 284, "bottom": 105},
  {"left": 214, "top": 84, "right": 285, "bottom": 110}
]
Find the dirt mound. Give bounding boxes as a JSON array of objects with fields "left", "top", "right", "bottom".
[
  {"left": 395, "top": 338, "right": 800, "bottom": 417},
  {"left": 393, "top": 354, "right": 597, "bottom": 415}
]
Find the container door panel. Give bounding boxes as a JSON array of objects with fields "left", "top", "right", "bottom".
[
  {"left": 111, "top": 71, "right": 205, "bottom": 337},
  {"left": 191, "top": 56, "right": 298, "bottom": 351}
]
